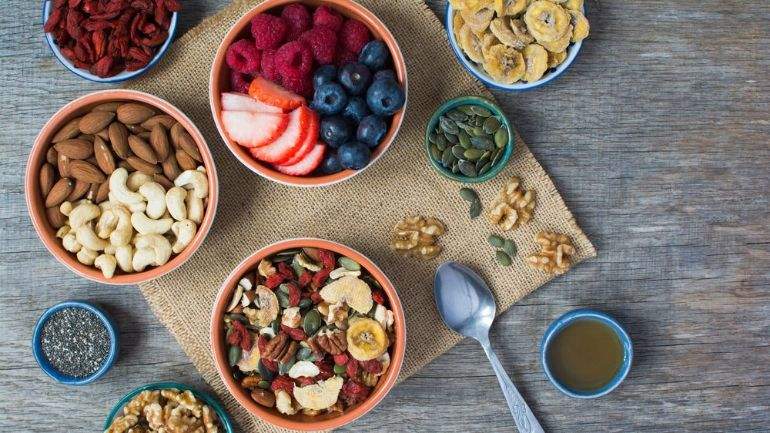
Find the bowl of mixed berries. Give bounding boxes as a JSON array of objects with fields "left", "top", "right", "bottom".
[{"left": 210, "top": 0, "right": 407, "bottom": 187}]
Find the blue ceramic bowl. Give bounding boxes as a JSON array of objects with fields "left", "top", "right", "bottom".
[
  {"left": 540, "top": 308, "right": 633, "bottom": 398},
  {"left": 445, "top": 3, "right": 585, "bottom": 91},
  {"left": 32, "top": 300, "right": 119, "bottom": 385},
  {"left": 104, "top": 382, "right": 234, "bottom": 433},
  {"left": 42, "top": 0, "right": 178, "bottom": 83}
]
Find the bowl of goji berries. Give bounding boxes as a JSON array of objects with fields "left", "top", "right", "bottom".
[
  {"left": 210, "top": 238, "right": 406, "bottom": 431},
  {"left": 42, "top": 0, "right": 180, "bottom": 82}
]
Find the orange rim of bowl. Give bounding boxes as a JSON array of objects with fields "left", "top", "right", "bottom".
[
  {"left": 209, "top": 0, "right": 408, "bottom": 187},
  {"left": 210, "top": 238, "right": 406, "bottom": 431},
  {"left": 25, "top": 89, "right": 219, "bottom": 285}
]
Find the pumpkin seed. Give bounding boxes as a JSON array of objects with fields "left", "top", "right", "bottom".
[
  {"left": 435, "top": 133, "right": 447, "bottom": 149},
  {"left": 470, "top": 105, "right": 492, "bottom": 117},
  {"left": 459, "top": 131, "right": 471, "bottom": 148},
  {"left": 338, "top": 256, "right": 360, "bottom": 270},
  {"left": 279, "top": 357, "right": 296, "bottom": 375},
  {"left": 503, "top": 239, "right": 517, "bottom": 257},
  {"left": 459, "top": 187, "right": 479, "bottom": 202},
  {"left": 296, "top": 346, "right": 313, "bottom": 361},
  {"left": 439, "top": 117, "right": 459, "bottom": 135},
  {"left": 458, "top": 105, "right": 476, "bottom": 115},
  {"left": 228, "top": 345, "right": 242, "bottom": 367},
  {"left": 298, "top": 298, "right": 313, "bottom": 309},
  {"left": 496, "top": 250, "right": 512, "bottom": 266},
  {"left": 274, "top": 249, "right": 301, "bottom": 257},
  {"left": 456, "top": 121, "right": 472, "bottom": 132},
  {"left": 469, "top": 199, "right": 482, "bottom": 219},
  {"left": 303, "top": 309, "right": 322, "bottom": 336},
  {"left": 483, "top": 116, "right": 501, "bottom": 134},
  {"left": 488, "top": 234, "right": 505, "bottom": 248},
  {"left": 257, "top": 380, "right": 271, "bottom": 389},
  {"left": 491, "top": 148, "right": 504, "bottom": 166},
  {"left": 444, "top": 131, "right": 459, "bottom": 144},
  {"left": 476, "top": 151, "right": 491, "bottom": 171},
  {"left": 441, "top": 147, "right": 453, "bottom": 167},
  {"left": 428, "top": 132, "right": 438, "bottom": 144},
  {"left": 464, "top": 148, "right": 484, "bottom": 161},
  {"left": 494, "top": 127, "right": 509, "bottom": 149},
  {"left": 451, "top": 161, "right": 460, "bottom": 174},
  {"left": 276, "top": 291, "right": 290, "bottom": 308},
  {"left": 458, "top": 160, "right": 477, "bottom": 177},
  {"left": 333, "top": 364, "right": 347, "bottom": 375},
  {"left": 479, "top": 161, "right": 493, "bottom": 175},
  {"left": 470, "top": 136, "right": 495, "bottom": 150},
  {"left": 271, "top": 319, "right": 280, "bottom": 335},
  {"left": 471, "top": 126, "right": 484, "bottom": 137},
  {"left": 430, "top": 144, "right": 442, "bottom": 161},
  {"left": 259, "top": 360, "right": 275, "bottom": 381},
  {"left": 451, "top": 145, "right": 466, "bottom": 159},
  {"left": 447, "top": 109, "right": 468, "bottom": 122}
]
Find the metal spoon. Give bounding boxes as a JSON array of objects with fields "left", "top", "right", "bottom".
[{"left": 434, "top": 262, "right": 544, "bottom": 433}]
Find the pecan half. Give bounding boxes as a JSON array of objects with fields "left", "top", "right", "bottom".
[
  {"left": 262, "top": 333, "right": 288, "bottom": 361},
  {"left": 314, "top": 329, "right": 347, "bottom": 355}
]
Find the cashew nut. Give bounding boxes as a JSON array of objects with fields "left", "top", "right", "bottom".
[
  {"left": 94, "top": 254, "right": 117, "bottom": 278},
  {"left": 62, "top": 233, "right": 81, "bottom": 253},
  {"left": 56, "top": 225, "right": 70, "bottom": 238},
  {"left": 132, "top": 234, "right": 172, "bottom": 271},
  {"left": 68, "top": 201, "right": 100, "bottom": 229},
  {"left": 109, "top": 204, "right": 133, "bottom": 247},
  {"left": 115, "top": 245, "right": 134, "bottom": 273},
  {"left": 132, "top": 248, "right": 156, "bottom": 272},
  {"left": 165, "top": 187, "right": 187, "bottom": 221},
  {"left": 104, "top": 243, "right": 116, "bottom": 255},
  {"left": 138, "top": 182, "right": 167, "bottom": 219},
  {"left": 76, "top": 247, "right": 98, "bottom": 265},
  {"left": 171, "top": 220, "right": 197, "bottom": 254},
  {"left": 127, "top": 171, "right": 153, "bottom": 191},
  {"left": 96, "top": 206, "right": 118, "bottom": 239},
  {"left": 131, "top": 212, "right": 173, "bottom": 235},
  {"left": 174, "top": 169, "right": 208, "bottom": 199},
  {"left": 185, "top": 193, "right": 204, "bottom": 224},
  {"left": 109, "top": 168, "right": 144, "bottom": 207},
  {"left": 109, "top": 191, "right": 147, "bottom": 213},
  {"left": 75, "top": 225, "right": 109, "bottom": 251},
  {"left": 60, "top": 201, "right": 74, "bottom": 216}
]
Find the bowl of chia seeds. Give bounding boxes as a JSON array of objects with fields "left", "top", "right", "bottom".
[{"left": 32, "top": 301, "right": 118, "bottom": 385}]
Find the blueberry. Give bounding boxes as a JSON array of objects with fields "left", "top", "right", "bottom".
[
  {"left": 338, "top": 62, "right": 372, "bottom": 96},
  {"left": 318, "top": 151, "right": 343, "bottom": 174},
  {"left": 366, "top": 77, "right": 405, "bottom": 116},
  {"left": 319, "top": 116, "right": 352, "bottom": 148},
  {"left": 313, "top": 65, "right": 337, "bottom": 88},
  {"left": 373, "top": 69, "right": 396, "bottom": 82},
  {"left": 357, "top": 115, "right": 388, "bottom": 148},
  {"left": 342, "top": 97, "right": 370, "bottom": 123},
  {"left": 337, "top": 141, "right": 372, "bottom": 170},
  {"left": 358, "top": 40, "right": 390, "bottom": 71},
  {"left": 312, "top": 83, "right": 348, "bottom": 116}
]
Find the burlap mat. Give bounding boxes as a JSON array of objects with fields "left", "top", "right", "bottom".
[{"left": 126, "top": 0, "right": 596, "bottom": 431}]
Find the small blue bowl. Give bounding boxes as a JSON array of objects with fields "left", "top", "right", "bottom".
[
  {"left": 540, "top": 308, "right": 633, "bottom": 398},
  {"left": 445, "top": 4, "right": 585, "bottom": 91},
  {"left": 42, "top": 0, "right": 178, "bottom": 83},
  {"left": 32, "top": 300, "right": 119, "bottom": 385},
  {"left": 104, "top": 382, "right": 234, "bottom": 433}
]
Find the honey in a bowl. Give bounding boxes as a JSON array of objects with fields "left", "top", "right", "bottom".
[{"left": 546, "top": 319, "right": 624, "bottom": 393}]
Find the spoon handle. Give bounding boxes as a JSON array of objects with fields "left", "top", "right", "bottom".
[{"left": 480, "top": 339, "right": 544, "bottom": 433}]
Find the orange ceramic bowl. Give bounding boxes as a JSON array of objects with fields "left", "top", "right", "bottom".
[
  {"left": 210, "top": 238, "right": 406, "bottom": 431},
  {"left": 209, "top": 0, "right": 408, "bottom": 187},
  {"left": 25, "top": 90, "right": 219, "bottom": 285}
]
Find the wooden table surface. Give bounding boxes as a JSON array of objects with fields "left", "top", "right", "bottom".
[{"left": 1, "top": 1, "right": 768, "bottom": 431}]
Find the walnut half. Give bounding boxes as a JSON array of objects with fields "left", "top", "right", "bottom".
[
  {"left": 389, "top": 215, "right": 445, "bottom": 259},
  {"left": 526, "top": 231, "right": 575, "bottom": 274},
  {"left": 488, "top": 176, "right": 536, "bottom": 231}
]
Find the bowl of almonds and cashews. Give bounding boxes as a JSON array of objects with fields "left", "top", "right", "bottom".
[{"left": 25, "top": 90, "right": 218, "bottom": 285}]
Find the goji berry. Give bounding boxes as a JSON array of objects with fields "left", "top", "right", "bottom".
[
  {"left": 265, "top": 273, "right": 284, "bottom": 289},
  {"left": 298, "top": 270, "right": 312, "bottom": 288},
  {"left": 277, "top": 262, "right": 295, "bottom": 279},
  {"left": 310, "top": 291, "right": 323, "bottom": 304},
  {"left": 271, "top": 375, "right": 294, "bottom": 396},
  {"left": 333, "top": 353, "right": 349, "bottom": 366},
  {"left": 360, "top": 359, "right": 382, "bottom": 374},
  {"left": 90, "top": 56, "right": 114, "bottom": 78},
  {"left": 287, "top": 282, "right": 300, "bottom": 307},
  {"left": 318, "top": 249, "right": 336, "bottom": 270},
  {"left": 341, "top": 379, "right": 370, "bottom": 406},
  {"left": 345, "top": 358, "right": 359, "bottom": 378},
  {"left": 311, "top": 268, "right": 330, "bottom": 290},
  {"left": 227, "top": 320, "right": 252, "bottom": 352},
  {"left": 281, "top": 325, "right": 306, "bottom": 341}
]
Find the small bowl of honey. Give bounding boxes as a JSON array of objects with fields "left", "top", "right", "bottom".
[{"left": 540, "top": 309, "right": 633, "bottom": 398}]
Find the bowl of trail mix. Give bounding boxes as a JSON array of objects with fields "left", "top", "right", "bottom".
[{"left": 211, "top": 239, "right": 405, "bottom": 430}]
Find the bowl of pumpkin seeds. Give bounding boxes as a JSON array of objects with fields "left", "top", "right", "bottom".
[{"left": 425, "top": 96, "right": 514, "bottom": 183}]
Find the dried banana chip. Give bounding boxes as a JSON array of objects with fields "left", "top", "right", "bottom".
[
  {"left": 564, "top": 0, "right": 583, "bottom": 11},
  {"left": 458, "top": 24, "right": 485, "bottom": 63},
  {"left": 568, "top": 9, "right": 590, "bottom": 42},
  {"left": 538, "top": 25, "right": 572, "bottom": 52},
  {"left": 452, "top": 12, "right": 465, "bottom": 43},
  {"left": 503, "top": 0, "right": 528, "bottom": 17},
  {"left": 489, "top": 17, "right": 527, "bottom": 50},
  {"left": 522, "top": 44, "right": 548, "bottom": 82},
  {"left": 483, "top": 44, "right": 525, "bottom": 84},
  {"left": 509, "top": 18, "right": 535, "bottom": 45},
  {"left": 524, "top": 0, "right": 570, "bottom": 43},
  {"left": 481, "top": 33, "right": 501, "bottom": 57},
  {"left": 547, "top": 49, "right": 567, "bottom": 68},
  {"left": 461, "top": 6, "right": 495, "bottom": 34}
]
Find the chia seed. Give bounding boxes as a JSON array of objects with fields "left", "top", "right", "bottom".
[{"left": 40, "top": 307, "right": 111, "bottom": 378}]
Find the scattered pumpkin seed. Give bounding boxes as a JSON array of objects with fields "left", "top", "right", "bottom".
[
  {"left": 338, "top": 256, "right": 360, "bottom": 271},
  {"left": 458, "top": 160, "right": 477, "bottom": 177},
  {"left": 496, "top": 250, "right": 512, "bottom": 266},
  {"left": 494, "top": 127, "right": 509, "bottom": 149},
  {"left": 488, "top": 234, "right": 505, "bottom": 248},
  {"left": 459, "top": 187, "right": 479, "bottom": 202},
  {"left": 503, "top": 239, "right": 517, "bottom": 257},
  {"left": 469, "top": 199, "right": 482, "bottom": 219}
]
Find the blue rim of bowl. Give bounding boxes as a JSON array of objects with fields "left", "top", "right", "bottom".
[
  {"left": 104, "top": 382, "right": 234, "bottom": 433},
  {"left": 41, "top": 0, "right": 178, "bottom": 83},
  {"left": 445, "top": 3, "right": 585, "bottom": 92},
  {"left": 425, "top": 95, "right": 515, "bottom": 183},
  {"left": 32, "top": 300, "right": 119, "bottom": 385},
  {"left": 540, "top": 308, "right": 633, "bottom": 398}
]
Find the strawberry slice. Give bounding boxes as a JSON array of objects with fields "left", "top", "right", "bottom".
[
  {"left": 274, "top": 143, "right": 326, "bottom": 176},
  {"left": 221, "top": 92, "right": 282, "bottom": 113},
  {"left": 248, "top": 76, "right": 305, "bottom": 111},
  {"left": 222, "top": 110, "right": 289, "bottom": 148},
  {"left": 280, "top": 109, "right": 319, "bottom": 165},
  {"left": 250, "top": 106, "right": 312, "bottom": 163}
]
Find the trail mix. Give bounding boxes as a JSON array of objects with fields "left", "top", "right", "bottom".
[
  {"left": 429, "top": 104, "right": 509, "bottom": 178},
  {"left": 452, "top": 0, "right": 589, "bottom": 84},
  {"left": 40, "top": 307, "right": 111, "bottom": 378},
  {"left": 105, "top": 388, "right": 221, "bottom": 433},
  {"left": 389, "top": 216, "right": 446, "bottom": 259},
  {"left": 41, "top": 101, "right": 209, "bottom": 278},
  {"left": 44, "top": 0, "right": 181, "bottom": 78},
  {"left": 223, "top": 248, "right": 396, "bottom": 416}
]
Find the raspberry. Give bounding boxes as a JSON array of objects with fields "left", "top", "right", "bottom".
[
  {"left": 345, "top": 358, "right": 359, "bottom": 378},
  {"left": 225, "top": 38, "right": 261, "bottom": 75},
  {"left": 312, "top": 5, "right": 343, "bottom": 32},
  {"left": 341, "top": 379, "right": 370, "bottom": 405},
  {"left": 260, "top": 48, "right": 280, "bottom": 83},
  {"left": 299, "top": 27, "right": 337, "bottom": 65},
  {"left": 250, "top": 13, "right": 288, "bottom": 49},
  {"left": 340, "top": 19, "right": 371, "bottom": 54},
  {"left": 281, "top": 3, "right": 311, "bottom": 41},
  {"left": 229, "top": 70, "right": 251, "bottom": 93},
  {"left": 335, "top": 49, "right": 358, "bottom": 67},
  {"left": 315, "top": 358, "right": 334, "bottom": 380},
  {"left": 282, "top": 76, "right": 314, "bottom": 99},
  {"left": 275, "top": 41, "right": 314, "bottom": 79}
]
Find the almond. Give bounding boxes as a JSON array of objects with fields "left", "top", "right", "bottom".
[
  {"left": 126, "top": 156, "right": 161, "bottom": 175},
  {"left": 117, "top": 103, "right": 155, "bottom": 125},
  {"left": 108, "top": 122, "right": 131, "bottom": 159},
  {"left": 138, "top": 131, "right": 152, "bottom": 140},
  {"left": 39, "top": 163, "right": 56, "bottom": 196},
  {"left": 118, "top": 160, "right": 133, "bottom": 171},
  {"left": 93, "top": 136, "right": 116, "bottom": 174},
  {"left": 52, "top": 117, "right": 82, "bottom": 143},
  {"left": 149, "top": 124, "right": 171, "bottom": 161},
  {"left": 66, "top": 179, "right": 90, "bottom": 201},
  {"left": 46, "top": 206, "right": 67, "bottom": 229},
  {"left": 69, "top": 160, "right": 106, "bottom": 183},
  {"left": 92, "top": 101, "right": 121, "bottom": 113},
  {"left": 79, "top": 111, "right": 115, "bottom": 134},
  {"left": 153, "top": 173, "right": 174, "bottom": 189},
  {"left": 94, "top": 182, "right": 110, "bottom": 203},
  {"left": 45, "top": 178, "right": 74, "bottom": 207},
  {"left": 57, "top": 153, "right": 71, "bottom": 177},
  {"left": 46, "top": 147, "right": 58, "bottom": 165},
  {"left": 141, "top": 115, "right": 176, "bottom": 130},
  {"left": 126, "top": 123, "right": 147, "bottom": 134},
  {"left": 96, "top": 128, "right": 110, "bottom": 140},
  {"left": 128, "top": 134, "right": 158, "bottom": 164},
  {"left": 175, "top": 149, "right": 197, "bottom": 171},
  {"left": 54, "top": 139, "right": 93, "bottom": 159},
  {"left": 170, "top": 123, "right": 202, "bottom": 162},
  {"left": 162, "top": 154, "right": 182, "bottom": 180}
]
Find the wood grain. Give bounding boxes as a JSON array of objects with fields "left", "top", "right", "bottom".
[{"left": 1, "top": 0, "right": 768, "bottom": 432}]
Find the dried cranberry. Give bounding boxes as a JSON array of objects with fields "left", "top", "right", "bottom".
[
  {"left": 281, "top": 325, "right": 306, "bottom": 341},
  {"left": 317, "top": 249, "right": 336, "bottom": 270},
  {"left": 360, "top": 359, "right": 382, "bottom": 374},
  {"left": 333, "top": 353, "right": 349, "bottom": 366},
  {"left": 287, "top": 282, "right": 301, "bottom": 307}
]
